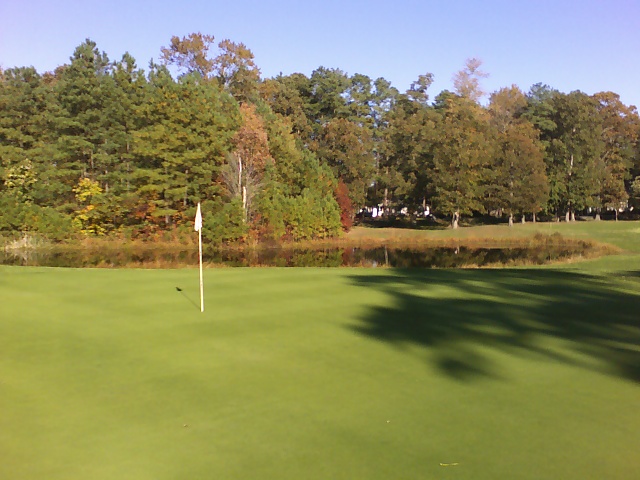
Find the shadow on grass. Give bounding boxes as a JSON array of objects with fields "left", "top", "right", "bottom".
[
  {"left": 347, "top": 269, "right": 640, "bottom": 383},
  {"left": 175, "top": 286, "right": 200, "bottom": 310},
  {"left": 615, "top": 270, "right": 640, "bottom": 279}
]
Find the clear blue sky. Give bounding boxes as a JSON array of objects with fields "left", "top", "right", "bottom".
[{"left": 1, "top": 0, "right": 639, "bottom": 107}]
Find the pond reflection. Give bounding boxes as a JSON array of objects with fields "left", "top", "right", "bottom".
[{"left": 1, "top": 244, "right": 588, "bottom": 268}]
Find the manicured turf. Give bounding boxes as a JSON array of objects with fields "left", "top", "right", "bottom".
[
  {"left": 348, "top": 218, "right": 640, "bottom": 252},
  {"left": 1, "top": 252, "right": 639, "bottom": 479}
]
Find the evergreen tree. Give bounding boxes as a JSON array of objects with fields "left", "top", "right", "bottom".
[
  {"left": 0, "top": 67, "right": 60, "bottom": 206},
  {"left": 380, "top": 78, "right": 437, "bottom": 214},
  {"left": 133, "top": 66, "right": 239, "bottom": 229}
]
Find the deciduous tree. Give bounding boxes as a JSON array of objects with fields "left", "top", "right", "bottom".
[
  {"left": 487, "top": 87, "right": 548, "bottom": 224},
  {"left": 429, "top": 95, "right": 493, "bottom": 228},
  {"left": 160, "top": 33, "right": 216, "bottom": 78},
  {"left": 452, "top": 58, "right": 489, "bottom": 103},
  {"left": 592, "top": 92, "right": 639, "bottom": 219}
]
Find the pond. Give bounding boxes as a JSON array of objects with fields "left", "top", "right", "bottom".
[{"left": 0, "top": 243, "right": 591, "bottom": 268}]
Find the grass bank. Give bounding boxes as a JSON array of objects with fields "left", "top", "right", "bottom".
[
  {"left": 2, "top": 254, "right": 639, "bottom": 479},
  {"left": 346, "top": 219, "right": 640, "bottom": 253}
]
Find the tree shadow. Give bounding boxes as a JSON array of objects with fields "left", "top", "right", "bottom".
[
  {"left": 347, "top": 269, "right": 640, "bottom": 383},
  {"left": 614, "top": 270, "right": 640, "bottom": 279}
]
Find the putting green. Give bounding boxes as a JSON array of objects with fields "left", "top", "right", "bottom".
[{"left": 1, "top": 262, "right": 639, "bottom": 479}]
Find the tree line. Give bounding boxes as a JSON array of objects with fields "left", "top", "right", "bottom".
[{"left": 1, "top": 33, "right": 639, "bottom": 243}]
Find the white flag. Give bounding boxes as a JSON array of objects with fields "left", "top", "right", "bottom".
[{"left": 194, "top": 203, "right": 202, "bottom": 232}]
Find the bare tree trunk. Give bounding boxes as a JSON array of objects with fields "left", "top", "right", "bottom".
[
  {"left": 383, "top": 187, "right": 389, "bottom": 217},
  {"left": 571, "top": 211, "right": 576, "bottom": 222},
  {"left": 521, "top": 214, "right": 526, "bottom": 224},
  {"left": 238, "top": 156, "right": 243, "bottom": 198},
  {"left": 565, "top": 210, "right": 571, "bottom": 222},
  {"left": 237, "top": 156, "right": 247, "bottom": 223},
  {"left": 508, "top": 213, "right": 514, "bottom": 227},
  {"left": 452, "top": 211, "right": 459, "bottom": 229},
  {"left": 615, "top": 209, "right": 619, "bottom": 221},
  {"left": 533, "top": 212, "right": 537, "bottom": 223},
  {"left": 595, "top": 211, "right": 601, "bottom": 221},
  {"left": 242, "top": 186, "right": 247, "bottom": 223}
]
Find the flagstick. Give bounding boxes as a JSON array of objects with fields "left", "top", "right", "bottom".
[
  {"left": 195, "top": 202, "right": 204, "bottom": 313},
  {"left": 198, "top": 226, "right": 204, "bottom": 312}
]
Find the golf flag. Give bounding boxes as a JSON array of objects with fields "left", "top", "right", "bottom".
[
  {"left": 195, "top": 202, "right": 204, "bottom": 312},
  {"left": 194, "top": 202, "right": 202, "bottom": 231}
]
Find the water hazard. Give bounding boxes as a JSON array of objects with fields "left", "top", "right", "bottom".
[{"left": 0, "top": 243, "right": 590, "bottom": 268}]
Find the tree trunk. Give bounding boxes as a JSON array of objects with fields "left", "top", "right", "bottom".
[
  {"left": 595, "top": 212, "right": 601, "bottom": 221},
  {"left": 508, "top": 213, "right": 513, "bottom": 227},
  {"left": 242, "top": 186, "right": 247, "bottom": 223},
  {"left": 383, "top": 187, "right": 389, "bottom": 217},
  {"left": 615, "top": 209, "right": 619, "bottom": 221},
  {"left": 565, "top": 210, "right": 570, "bottom": 222},
  {"left": 571, "top": 211, "right": 576, "bottom": 222},
  {"left": 452, "top": 211, "right": 459, "bottom": 229},
  {"left": 533, "top": 213, "right": 537, "bottom": 223},
  {"left": 238, "top": 156, "right": 243, "bottom": 197},
  {"left": 521, "top": 215, "right": 526, "bottom": 224}
]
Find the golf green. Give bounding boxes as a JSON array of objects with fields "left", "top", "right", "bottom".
[{"left": 1, "top": 263, "right": 639, "bottom": 479}]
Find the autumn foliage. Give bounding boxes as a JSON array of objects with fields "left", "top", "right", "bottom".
[{"left": 335, "top": 180, "right": 354, "bottom": 231}]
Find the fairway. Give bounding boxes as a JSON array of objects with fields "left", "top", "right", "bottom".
[{"left": 1, "top": 261, "right": 639, "bottom": 479}]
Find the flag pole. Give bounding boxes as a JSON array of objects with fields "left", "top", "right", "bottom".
[
  {"left": 195, "top": 202, "right": 204, "bottom": 312},
  {"left": 199, "top": 227, "right": 204, "bottom": 312}
]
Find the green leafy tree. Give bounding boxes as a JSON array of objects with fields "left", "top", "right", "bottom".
[
  {"left": 259, "top": 75, "right": 311, "bottom": 139},
  {"left": 307, "top": 67, "right": 351, "bottom": 126},
  {"left": 106, "top": 53, "right": 148, "bottom": 198},
  {"left": 547, "top": 91, "right": 604, "bottom": 220},
  {"left": 592, "top": 92, "right": 639, "bottom": 219},
  {"left": 53, "top": 40, "right": 116, "bottom": 190},
  {"left": 380, "top": 78, "right": 437, "bottom": 214},
  {"left": 0, "top": 67, "right": 60, "bottom": 207},
  {"left": 630, "top": 176, "right": 640, "bottom": 209},
  {"left": 315, "top": 117, "right": 375, "bottom": 212},
  {"left": 2, "top": 158, "right": 37, "bottom": 203},
  {"left": 429, "top": 95, "right": 494, "bottom": 228},
  {"left": 487, "top": 86, "right": 549, "bottom": 224},
  {"left": 259, "top": 148, "right": 341, "bottom": 241},
  {"left": 214, "top": 39, "right": 261, "bottom": 103},
  {"left": 133, "top": 66, "right": 239, "bottom": 228}
]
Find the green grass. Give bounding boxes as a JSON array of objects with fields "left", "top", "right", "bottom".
[
  {"left": 348, "top": 219, "right": 640, "bottom": 252},
  {"left": 2, "top": 223, "right": 640, "bottom": 479}
]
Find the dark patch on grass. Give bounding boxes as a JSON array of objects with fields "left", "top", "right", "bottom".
[
  {"left": 348, "top": 269, "right": 640, "bottom": 383},
  {"left": 175, "top": 285, "right": 200, "bottom": 310}
]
